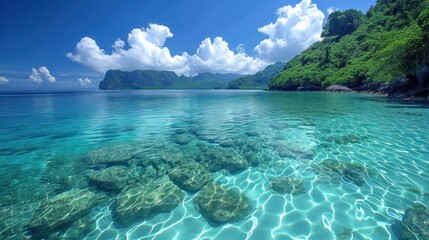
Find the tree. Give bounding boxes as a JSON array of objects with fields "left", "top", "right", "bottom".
[{"left": 322, "top": 9, "right": 363, "bottom": 38}]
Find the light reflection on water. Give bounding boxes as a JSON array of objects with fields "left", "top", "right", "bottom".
[{"left": 0, "top": 90, "right": 428, "bottom": 239}]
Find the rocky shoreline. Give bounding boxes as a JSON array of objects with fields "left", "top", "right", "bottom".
[{"left": 269, "top": 75, "right": 429, "bottom": 103}]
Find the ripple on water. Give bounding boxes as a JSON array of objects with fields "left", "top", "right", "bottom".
[{"left": 0, "top": 91, "right": 428, "bottom": 239}]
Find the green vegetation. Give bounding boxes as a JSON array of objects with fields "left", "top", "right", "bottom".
[
  {"left": 269, "top": 0, "right": 429, "bottom": 90},
  {"left": 99, "top": 70, "right": 242, "bottom": 90},
  {"left": 322, "top": 9, "right": 363, "bottom": 38},
  {"left": 227, "top": 62, "right": 285, "bottom": 89}
]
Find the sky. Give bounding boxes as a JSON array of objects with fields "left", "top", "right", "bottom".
[{"left": 0, "top": 0, "right": 376, "bottom": 90}]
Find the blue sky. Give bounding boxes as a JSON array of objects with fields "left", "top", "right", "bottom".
[{"left": 0, "top": 0, "right": 375, "bottom": 90}]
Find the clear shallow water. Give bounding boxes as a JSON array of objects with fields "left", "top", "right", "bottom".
[{"left": 0, "top": 90, "right": 428, "bottom": 240}]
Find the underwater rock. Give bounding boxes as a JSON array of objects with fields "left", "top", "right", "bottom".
[
  {"left": 269, "top": 140, "right": 314, "bottom": 159},
  {"left": 335, "top": 227, "right": 353, "bottom": 240},
  {"left": 85, "top": 142, "right": 140, "bottom": 165},
  {"left": 245, "top": 130, "right": 260, "bottom": 137},
  {"left": 45, "top": 213, "right": 97, "bottom": 240},
  {"left": 174, "top": 128, "right": 188, "bottom": 134},
  {"left": 147, "top": 149, "right": 188, "bottom": 174},
  {"left": 321, "top": 134, "right": 366, "bottom": 145},
  {"left": 196, "top": 145, "right": 248, "bottom": 172},
  {"left": 246, "top": 139, "right": 263, "bottom": 152},
  {"left": 138, "top": 142, "right": 189, "bottom": 171},
  {"left": 113, "top": 177, "right": 184, "bottom": 226},
  {"left": 219, "top": 139, "right": 235, "bottom": 148},
  {"left": 342, "top": 168, "right": 365, "bottom": 187},
  {"left": 311, "top": 159, "right": 373, "bottom": 186},
  {"left": 0, "top": 202, "right": 39, "bottom": 240},
  {"left": 168, "top": 162, "right": 212, "bottom": 192},
  {"left": 193, "top": 129, "right": 219, "bottom": 143},
  {"left": 88, "top": 166, "right": 131, "bottom": 191},
  {"left": 234, "top": 138, "right": 263, "bottom": 152},
  {"left": 395, "top": 203, "right": 429, "bottom": 240},
  {"left": 41, "top": 155, "right": 90, "bottom": 191},
  {"left": 242, "top": 147, "right": 259, "bottom": 167},
  {"left": 270, "top": 176, "right": 306, "bottom": 195},
  {"left": 129, "top": 165, "right": 157, "bottom": 186},
  {"left": 193, "top": 182, "right": 251, "bottom": 223},
  {"left": 26, "top": 189, "right": 97, "bottom": 238},
  {"left": 174, "top": 133, "right": 193, "bottom": 145}
]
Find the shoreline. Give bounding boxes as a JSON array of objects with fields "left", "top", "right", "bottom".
[{"left": 268, "top": 76, "right": 429, "bottom": 104}]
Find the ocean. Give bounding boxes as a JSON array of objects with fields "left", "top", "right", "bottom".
[{"left": 1, "top": 90, "right": 428, "bottom": 239}]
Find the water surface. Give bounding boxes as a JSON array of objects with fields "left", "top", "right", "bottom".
[{"left": 1, "top": 90, "right": 428, "bottom": 239}]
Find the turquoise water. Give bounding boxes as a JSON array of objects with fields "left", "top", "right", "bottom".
[{"left": 1, "top": 90, "right": 428, "bottom": 239}]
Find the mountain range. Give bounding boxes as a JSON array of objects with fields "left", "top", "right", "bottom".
[{"left": 99, "top": 70, "right": 243, "bottom": 90}]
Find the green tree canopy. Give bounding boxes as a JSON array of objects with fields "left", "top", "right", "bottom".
[{"left": 322, "top": 9, "right": 363, "bottom": 38}]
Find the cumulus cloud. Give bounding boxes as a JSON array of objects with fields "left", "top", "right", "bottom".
[
  {"left": 187, "top": 37, "right": 266, "bottom": 76},
  {"left": 29, "top": 66, "right": 56, "bottom": 83},
  {"left": 254, "top": 0, "right": 325, "bottom": 62},
  {"left": 38, "top": 66, "right": 56, "bottom": 83},
  {"left": 0, "top": 76, "right": 9, "bottom": 84},
  {"left": 67, "top": 23, "right": 266, "bottom": 76},
  {"left": 67, "top": 0, "right": 325, "bottom": 76},
  {"left": 236, "top": 44, "right": 246, "bottom": 54},
  {"left": 78, "top": 77, "right": 91, "bottom": 87},
  {"left": 29, "top": 67, "right": 42, "bottom": 83}
]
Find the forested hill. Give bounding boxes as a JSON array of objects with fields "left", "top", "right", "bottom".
[
  {"left": 269, "top": 0, "right": 429, "bottom": 99},
  {"left": 227, "top": 62, "right": 285, "bottom": 89},
  {"left": 99, "top": 70, "right": 242, "bottom": 90}
]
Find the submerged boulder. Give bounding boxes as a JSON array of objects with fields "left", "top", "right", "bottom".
[
  {"left": 321, "top": 134, "right": 366, "bottom": 145},
  {"left": 168, "top": 162, "right": 212, "bottom": 192},
  {"left": 113, "top": 177, "right": 184, "bottom": 226},
  {"left": 46, "top": 213, "right": 98, "bottom": 240},
  {"left": 193, "top": 129, "right": 219, "bottom": 143},
  {"left": 395, "top": 203, "right": 429, "bottom": 240},
  {"left": 88, "top": 166, "right": 131, "bottom": 191},
  {"left": 196, "top": 146, "right": 249, "bottom": 172},
  {"left": 174, "top": 133, "right": 193, "bottom": 145},
  {"left": 245, "top": 130, "right": 260, "bottom": 137},
  {"left": 270, "top": 140, "right": 314, "bottom": 159},
  {"left": 342, "top": 168, "right": 365, "bottom": 187},
  {"left": 193, "top": 182, "right": 251, "bottom": 223},
  {"left": 26, "top": 189, "right": 97, "bottom": 238},
  {"left": 270, "top": 176, "right": 307, "bottom": 195},
  {"left": 218, "top": 139, "right": 235, "bottom": 148},
  {"left": 311, "top": 159, "right": 372, "bottom": 187},
  {"left": 85, "top": 142, "right": 139, "bottom": 165}
]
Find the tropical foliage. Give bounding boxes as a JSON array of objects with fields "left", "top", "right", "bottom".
[
  {"left": 227, "top": 62, "right": 285, "bottom": 89},
  {"left": 269, "top": 0, "right": 429, "bottom": 90}
]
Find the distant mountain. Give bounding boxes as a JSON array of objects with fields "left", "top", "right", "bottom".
[
  {"left": 99, "top": 70, "right": 243, "bottom": 90},
  {"left": 191, "top": 72, "right": 244, "bottom": 88},
  {"left": 227, "top": 62, "right": 285, "bottom": 89}
]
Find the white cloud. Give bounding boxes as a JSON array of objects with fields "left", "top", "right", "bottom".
[
  {"left": 327, "top": 7, "right": 339, "bottom": 15},
  {"left": 67, "top": 23, "right": 266, "bottom": 76},
  {"left": 38, "top": 66, "right": 56, "bottom": 83},
  {"left": 29, "top": 66, "right": 56, "bottom": 83},
  {"left": 0, "top": 76, "right": 9, "bottom": 84},
  {"left": 187, "top": 37, "right": 266, "bottom": 76},
  {"left": 29, "top": 67, "right": 42, "bottom": 83},
  {"left": 236, "top": 44, "right": 246, "bottom": 54},
  {"left": 254, "top": 0, "right": 325, "bottom": 62},
  {"left": 67, "top": 0, "right": 325, "bottom": 76},
  {"left": 78, "top": 77, "right": 91, "bottom": 87}
]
